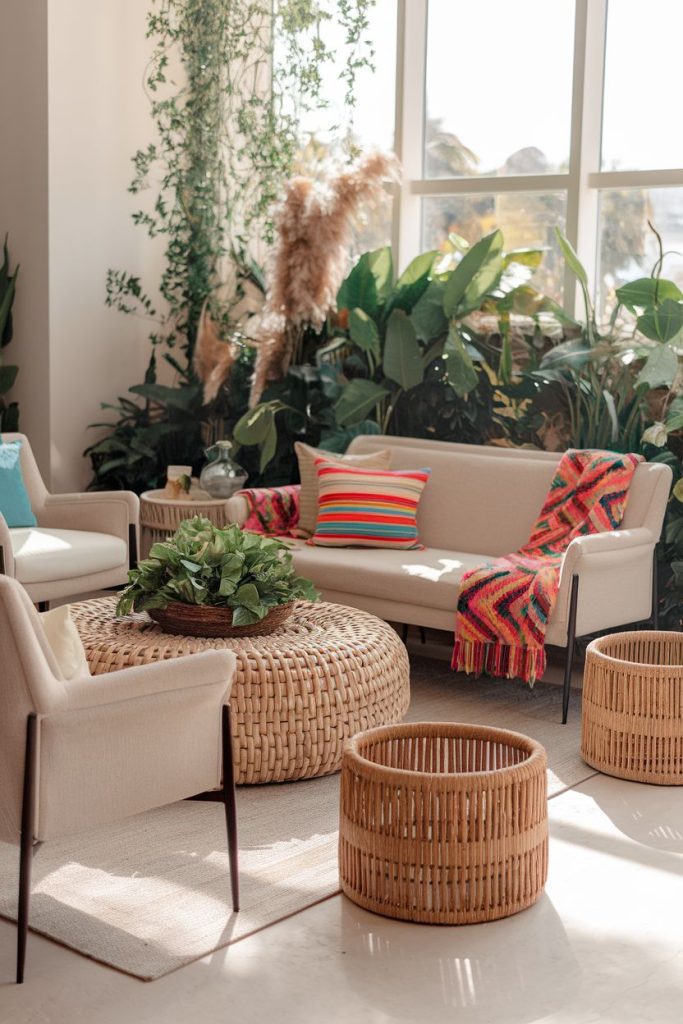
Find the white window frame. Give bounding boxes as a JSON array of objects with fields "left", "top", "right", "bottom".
[{"left": 390, "top": 0, "right": 683, "bottom": 317}]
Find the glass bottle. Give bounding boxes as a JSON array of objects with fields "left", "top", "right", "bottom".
[{"left": 199, "top": 441, "right": 247, "bottom": 499}]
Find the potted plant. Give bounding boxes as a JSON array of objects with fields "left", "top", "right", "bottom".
[{"left": 116, "top": 517, "right": 318, "bottom": 637}]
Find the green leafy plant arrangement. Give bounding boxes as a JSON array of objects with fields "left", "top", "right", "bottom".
[
  {"left": 0, "top": 236, "right": 20, "bottom": 431},
  {"left": 116, "top": 516, "right": 318, "bottom": 626},
  {"left": 235, "top": 230, "right": 567, "bottom": 476},
  {"left": 88, "top": 0, "right": 376, "bottom": 493},
  {"left": 515, "top": 227, "right": 683, "bottom": 453}
]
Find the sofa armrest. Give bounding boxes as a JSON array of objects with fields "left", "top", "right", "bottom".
[
  {"left": 64, "top": 647, "right": 236, "bottom": 711},
  {"left": 0, "top": 513, "right": 15, "bottom": 576},
  {"left": 549, "top": 528, "right": 657, "bottom": 643},
  {"left": 560, "top": 527, "right": 655, "bottom": 582},
  {"left": 39, "top": 491, "right": 140, "bottom": 543},
  {"left": 232, "top": 484, "right": 301, "bottom": 535},
  {"left": 224, "top": 493, "right": 250, "bottom": 527}
]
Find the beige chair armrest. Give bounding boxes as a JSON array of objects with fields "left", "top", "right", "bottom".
[
  {"left": 65, "top": 648, "right": 237, "bottom": 711},
  {"left": 38, "top": 660, "right": 235, "bottom": 839},
  {"left": 0, "top": 513, "right": 16, "bottom": 575},
  {"left": 39, "top": 491, "right": 140, "bottom": 539}
]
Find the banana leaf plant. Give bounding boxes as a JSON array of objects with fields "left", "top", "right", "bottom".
[
  {"left": 520, "top": 227, "right": 682, "bottom": 453},
  {"left": 0, "top": 236, "right": 20, "bottom": 431},
  {"left": 234, "top": 231, "right": 563, "bottom": 475}
]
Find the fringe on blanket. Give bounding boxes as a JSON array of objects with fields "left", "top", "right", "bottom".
[{"left": 451, "top": 638, "right": 546, "bottom": 688}]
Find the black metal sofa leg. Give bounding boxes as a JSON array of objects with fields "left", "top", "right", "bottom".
[
  {"left": 17, "top": 714, "right": 37, "bottom": 984},
  {"left": 222, "top": 705, "right": 240, "bottom": 912},
  {"left": 561, "top": 574, "right": 580, "bottom": 725}
]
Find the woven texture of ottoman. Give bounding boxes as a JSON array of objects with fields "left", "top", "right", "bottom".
[
  {"left": 581, "top": 630, "right": 683, "bottom": 785},
  {"left": 71, "top": 597, "right": 410, "bottom": 785},
  {"left": 339, "top": 722, "right": 548, "bottom": 924}
]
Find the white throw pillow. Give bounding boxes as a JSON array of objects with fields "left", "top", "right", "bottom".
[{"left": 40, "top": 605, "right": 90, "bottom": 679}]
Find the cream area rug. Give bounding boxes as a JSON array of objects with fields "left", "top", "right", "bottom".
[{"left": 0, "top": 657, "right": 593, "bottom": 980}]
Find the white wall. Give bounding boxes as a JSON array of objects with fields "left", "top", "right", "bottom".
[
  {"left": 0, "top": 0, "right": 51, "bottom": 476},
  {"left": 48, "top": 0, "right": 164, "bottom": 491},
  {"left": 1, "top": 0, "right": 164, "bottom": 491}
]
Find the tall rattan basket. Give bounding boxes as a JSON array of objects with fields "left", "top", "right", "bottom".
[
  {"left": 581, "top": 630, "right": 683, "bottom": 785},
  {"left": 339, "top": 722, "right": 548, "bottom": 924}
]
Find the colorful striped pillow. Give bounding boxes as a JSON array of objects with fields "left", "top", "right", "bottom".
[{"left": 309, "top": 459, "right": 431, "bottom": 549}]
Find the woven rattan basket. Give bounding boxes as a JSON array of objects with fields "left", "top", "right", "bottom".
[
  {"left": 148, "top": 601, "right": 294, "bottom": 638},
  {"left": 339, "top": 722, "right": 548, "bottom": 924},
  {"left": 581, "top": 630, "right": 683, "bottom": 785}
]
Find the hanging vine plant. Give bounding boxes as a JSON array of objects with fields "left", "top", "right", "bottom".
[{"left": 86, "top": 0, "right": 376, "bottom": 492}]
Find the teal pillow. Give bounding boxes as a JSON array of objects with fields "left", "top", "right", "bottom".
[{"left": 0, "top": 439, "right": 37, "bottom": 527}]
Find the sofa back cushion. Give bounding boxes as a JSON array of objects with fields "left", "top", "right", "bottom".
[{"left": 346, "top": 436, "right": 669, "bottom": 554}]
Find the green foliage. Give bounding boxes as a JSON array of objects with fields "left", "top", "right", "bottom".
[
  {"left": 90, "top": 0, "right": 376, "bottom": 492},
  {"left": 117, "top": 516, "right": 319, "bottom": 624},
  {"left": 236, "top": 231, "right": 563, "bottom": 476},
  {"left": 0, "top": 237, "right": 19, "bottom": 431}
]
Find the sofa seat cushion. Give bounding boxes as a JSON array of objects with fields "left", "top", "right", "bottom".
[
  {"left": 10, "top": 528, "right": 127, "bottom": 583},
  {"left": 288, "top": 539, "right": 491, "bottom": 612}
]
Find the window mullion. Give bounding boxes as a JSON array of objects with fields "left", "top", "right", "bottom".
[
  {"left": 565, "top": 0, "right": 608, "bottom": 317},
  {"left": 394, "top": 0, "right": 427, "bottom": 272}
]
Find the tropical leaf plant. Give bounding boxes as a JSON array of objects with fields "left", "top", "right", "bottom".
[
  {"left": 235, "top": 230, "right": 564, "bottom": 474},
  {"left": 116, "top": 516, "right": 318, "bottom": 626}
]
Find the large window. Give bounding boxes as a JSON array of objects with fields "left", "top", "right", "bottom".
[{"left": 332, "top": 0, "right": 683, "bottom": 318}]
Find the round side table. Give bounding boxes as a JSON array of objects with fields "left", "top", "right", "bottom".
[{"left": 139, "top": 490, "right": 237, "bottom": 558}]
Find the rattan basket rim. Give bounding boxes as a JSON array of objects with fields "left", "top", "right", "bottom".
[
  {"left": 345, "top": 721, "right": 546, "bottom": 782},
  {"left": 586, "top": 630, "right": 683, "bottom": 674}
]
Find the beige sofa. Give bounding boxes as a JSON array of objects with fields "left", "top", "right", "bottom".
[{"left": 227, "top": 436, "right": 672, "bottom": 720}]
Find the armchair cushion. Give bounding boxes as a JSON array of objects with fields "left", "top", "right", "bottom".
[
  {"left": 0, "top": 439, "right": 37, "bottom": 527},
  {"left": 40, "top": 605, "right": 90, "bottom": 680},
  {"left": 10, "top": 528, "right": 127, "bottom": 583}
]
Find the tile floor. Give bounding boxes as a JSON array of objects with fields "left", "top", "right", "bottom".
[{"left": 1, "top": 769, "right": 681, "bottom": 1023}]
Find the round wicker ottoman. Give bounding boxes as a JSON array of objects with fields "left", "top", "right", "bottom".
[
  {"left": 581, "top": 630, "right": 683, "bottom": 785},
  {"left": 71, "top": 597, "right": 410, "bottom": 785},
  {"left": 339, "top": 722, "right": 548, "bottom": 925}
]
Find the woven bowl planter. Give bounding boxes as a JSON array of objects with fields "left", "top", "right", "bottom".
[
  {"left": 581, "top": 630, "right": 683, "bottom": 785},
  {"left": 339, "top": 722, "right": 548, "bottom": 925},
  {"left": 148, "top": 601, "right": 294, "bottom": 638}
]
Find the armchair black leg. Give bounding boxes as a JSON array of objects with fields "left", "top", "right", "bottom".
[
  {"left": 37, "top": 602, "right": 49, "bottom": 613},
  {"left": 652, "top": 548, "right": 659, "bottom": 630},
  {"left": 128, "top": 524, "right": 138, "bottom": 571},
  {"left": 419, "top": 626, "right": 427, "bottom": 645},
  {"left": 17, "top": 714, "right": 37, "bottom": 984},
  {"left": 221, "top": 705, "right": 239, "bottom": 912},
  {"left": 562, "top": 574, "right": 580, "bottom": 725},
  {"left": 401, "top": 623, "right": 408, "bottom": 643}
]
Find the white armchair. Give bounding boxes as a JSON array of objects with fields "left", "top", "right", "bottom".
[
  {"left": 0, "top": 433, "right": 139, "bottom": 606},
  {"left": 0, "top": 575, "right": 239, "bottom": 984}
]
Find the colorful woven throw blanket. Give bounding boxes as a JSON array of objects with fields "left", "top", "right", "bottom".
[
  {"left": 452, "top": 449, "right": 642, "bottom": 685},
  {"left": 241, "top": 484, "right": 301, "bottom": 537}
]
